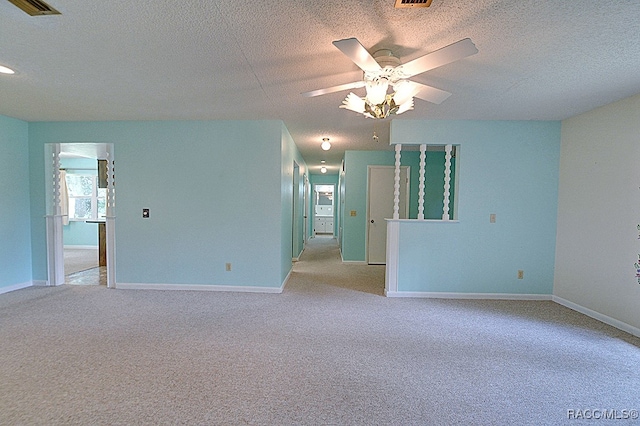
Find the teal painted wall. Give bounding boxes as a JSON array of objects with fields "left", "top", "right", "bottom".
[
  {"left": 28, "top": 120, "right": 286, "bottom": 289},
  {"left": 340, "top": 150, "right": 454, "bottom": 262},
  {"left": 391, "top": 120, "right": 561, "bottom": 294},
  {"left": 342, "top": 151, "right": 395, "bottom": 262},
  {"left": 63, "top": 222, "right": 99, "bottom": 246},
  {"left": 60, "top": 157, "right": 99, "bottom": 247},
  {"left": 280, "top": 124, "right": 307, "bottom": 281},
  {"left": 0, "top": 115, "right": 32, "bottom": 290}
]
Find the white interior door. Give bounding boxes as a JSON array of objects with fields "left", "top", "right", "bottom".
[{"left": 367, "top": 166, "right": 409, "bottom": 264}]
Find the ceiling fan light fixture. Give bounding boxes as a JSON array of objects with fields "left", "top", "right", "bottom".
[
  {"left": 340, "top": 92, "right": 366, "bottom": 114},
  {"left": 0, "top": 65, "right": 16, "bottom": 75},
  {"left": 396, "top": 97, "right": 415, "bottom": 115},
  {"left": 365, "top": 79, "right": 389, "bottom": 105},
  {"left": 393, "top": 80, "right": 419, "bottom": 105}
]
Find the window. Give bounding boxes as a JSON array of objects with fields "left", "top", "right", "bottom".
[{"left": 66, "top": 174, "right": 106, "bottom": 221}]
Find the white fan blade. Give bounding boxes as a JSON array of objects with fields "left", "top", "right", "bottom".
[
  {"left": 332, "top": 38, "right": 382, "bottom": 73},
  {"left": 400, "top": 38, "right": 478, "bottom": 78},
  {"left": 302, "top": 81, "right": 365, "bottom": 97},
  {"left": 412, "top": 82, "right": 452, "bottom": 104}
]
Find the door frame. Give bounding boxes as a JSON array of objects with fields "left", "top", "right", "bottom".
[
  {"left": 44, "top": 143, "right": 117, "bottom": 288},
  {"left": 303, "top": 174, "right": 310, "bottom": 245},
  {"left": 312, "top": 183, "right": 335, "bottom": 237}
]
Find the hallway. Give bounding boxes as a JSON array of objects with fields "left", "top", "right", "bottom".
[{"left": 288, "top": 237, "right": 385, "bottom": 296}]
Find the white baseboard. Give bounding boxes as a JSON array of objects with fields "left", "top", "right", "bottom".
[
  {"left": 0, "top": 281, "right": 33, "bottom": 295},
  {"left": 64, "top": 245, "right": 99, "bottom": 249},
  {"left": 340, "top": 253, "right": 367, "bottom": 264},
  {"left": 281, "top": 268, "right": 293, "bottom": 291},
  {"left": 385, "top": 291, "right": 552, "bottom": 301},
  {"left": 339, "top": 248, "right": 367, "bottom": 264},
  {"left": 116, "top": 282, "right": 284, "bottom": 294},
  {"left": 552, "top": 295, "right": 640, "bottom": 339},
  {"left": 32, "top": 280, "right": 48, "bottom": 287}
]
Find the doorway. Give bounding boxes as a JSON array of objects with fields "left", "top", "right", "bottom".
[
  {"left": 367, "top": 166, "right": 409, "bottom": 264},
  {"left": 303, "top": 174, "right": 310, "bottom": 245},
  {"left": 313, "top": 184, "right": 335, "bottom": 237},
  {"left": 292, "top": 162, "right": 301, "bottom": 260},
  {"left": 45, "top": 143, "right": 116, "bottom": 288}
]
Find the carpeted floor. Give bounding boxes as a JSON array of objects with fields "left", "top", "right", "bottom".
[{"left": 1, "top": 237, "right": 639, "bottom": 425}]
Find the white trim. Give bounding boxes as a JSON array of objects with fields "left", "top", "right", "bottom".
[
  {"left": 385, "top": 291, "right": 552, "bottom": 300},
  {"left": 116, "top": 282, "right": 284, "bottom": 294},
  {"left": 552, "top": 295, "right": 640, "bottom": 338},
  {"left": 64, "top": 245, "right": 99, "bottom": 250},
  {"left": 281, "top": 268, "right": 293, "bottom": 290},
  {"left": 385, "top": 220, "right": 400, "bottom": 294},
  {"left": 339, "top": 247, "right": 367, "bottom": 264},
  {"left": 0, "top": 281, "right": 33, "bottom": 295},
  {"left": 385, "top": 219, "right": 460, "bottom": 223}
]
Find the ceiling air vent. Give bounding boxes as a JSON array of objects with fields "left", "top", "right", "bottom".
[
  {"left": 394, "top": 0, "right": 433, "bottom": 8},
  {"left": 7, "top": 0, "right": 61, "bottom": 15}
]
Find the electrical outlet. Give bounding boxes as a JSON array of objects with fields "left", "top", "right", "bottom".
[
  {"left": 517, "top": 270, "right": 524, "bottom": 279},
  {"left": 350, "top": 210, "right": 357, "bottom": 217},
  {"left": 225, "top": 263, "right": 232, "bottom": 272},
  {"left": 490, "top": 213, "right": 496, "bottom": 223}
]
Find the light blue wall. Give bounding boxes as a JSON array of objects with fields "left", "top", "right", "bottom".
[
  {"left": 0, "top": 115, "right": 32, "bottom": 290},
  {"left": 340, "top": 150, "right": 454, "bottom": 261},
  {"left": 60, "top": 157, "right": 99, "bottom": 247},
  {"left": 391, "top": 120, "right": 561, "bottom": 294},
  {"left": 342, "top": 151, "right": 395, "bottom": 262},
  {"left": 63, "top": 222, "right": 99, "bottom": 246},
  {"left": 280, "top": 124, "right": 307, "bottom": 281},
  {"left": 28, "top": 120, "right": 286, "bottom": 289}
]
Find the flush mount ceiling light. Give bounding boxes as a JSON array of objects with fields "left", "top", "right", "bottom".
[
  {"left": 303, "top": 38, "right": 478, "bottom": 119},
  {"left": 321, "top": 137, "right": 331, "bottom": 151},
  {"left": 320, "top": 166, "right": 327, "bottom": 174},
  {"left": 0, "top": 65, "right": 16, "bottom": 75}
]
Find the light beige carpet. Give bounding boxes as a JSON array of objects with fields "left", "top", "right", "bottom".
[{"left": 1, "top": 238, "right": 639, "bottom": 425}]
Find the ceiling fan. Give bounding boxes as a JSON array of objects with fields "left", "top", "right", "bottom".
[{"left": 302, "top": 38, "right": 478, "bottom": 119}]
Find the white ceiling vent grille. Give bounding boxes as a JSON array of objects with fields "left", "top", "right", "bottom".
[
  {"left": 394, "top": 0, "right": 433, "bottom": 8},
  {"left": 7, "top": 0, "right": 61, "bottom": 15}
]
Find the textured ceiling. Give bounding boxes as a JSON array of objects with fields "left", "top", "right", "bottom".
[{"left": 1, "top": 0, "right": 639, "bottom": 172}]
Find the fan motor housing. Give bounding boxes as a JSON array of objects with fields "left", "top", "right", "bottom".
[{"left": 373, "top": 49, "right": 401, "bottom": 68}]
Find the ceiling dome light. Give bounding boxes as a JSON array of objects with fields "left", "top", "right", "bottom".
[
  {"left": 321, "top": 137, "right": 331, "bottom": 151},
  {"left": 320, "top": 166, "right": 327, "bottom": 174},
  {"left": 0, "top": 65, "right": 16, "bottom": 75}
]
